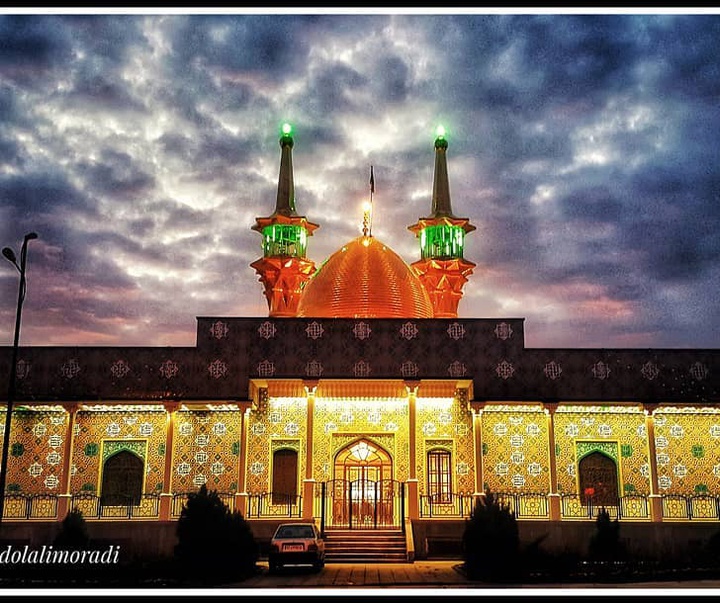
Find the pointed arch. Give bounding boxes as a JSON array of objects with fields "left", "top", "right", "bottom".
[{"left": 100, "top": 450, "right": 144, "bottom": 506}]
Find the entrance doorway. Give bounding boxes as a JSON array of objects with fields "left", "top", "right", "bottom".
[{"left": 323, "top": 438, "right": 402, "bottom": 529}]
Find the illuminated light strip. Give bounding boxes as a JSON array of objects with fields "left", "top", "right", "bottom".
[
  {"left": 654, "top": 406, "right": 720, "bottom": 415},
  {"left": 1, "top": 404, "right": 67, "bottom": 413},
  {"left": 79, "top": 404, "right": 167, "bottom": 412},
  {"left": 556, "top": 405, "right": 644, "bottom": 414},
  {"left": 482, "top": 404, "right": 545, "bottom": 413}
]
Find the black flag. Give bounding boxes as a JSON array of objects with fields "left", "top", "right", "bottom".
[{"left": 370, "top": 165, "right": 375, "bottom": 194}]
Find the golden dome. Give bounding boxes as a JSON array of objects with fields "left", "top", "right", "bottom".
[{"left": 297, "top": 235, "right": 434, "bottom": 319}]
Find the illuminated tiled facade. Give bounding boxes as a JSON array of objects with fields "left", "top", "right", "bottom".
[{"left": 1, "top": 127, "right": 719, "bottom": 528}]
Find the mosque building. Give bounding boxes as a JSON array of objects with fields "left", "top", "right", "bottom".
[{"left": 0, "top": 124, "right": 719, "bottom": 559}]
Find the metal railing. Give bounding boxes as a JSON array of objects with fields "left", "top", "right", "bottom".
[
  {"left": 419, "top": 492, "right": 475, "bottom": 518},
  {"left": 560, "top": 494, "right": 650, "bottom": 520},
  {"left": 70, "top": 493, "right": 161, "bottom": 519},
  {"left": 245, "top": 492, "right": 302, "bottom": 518},
  {"left": 495, "top": 492, "right": 550, "bottom": 519},
  {"left": 1, "top": 494, "right": 58, "bottom": 519},
  {"left": 662, "top": 493, "right": 720, "bottom": 521}
]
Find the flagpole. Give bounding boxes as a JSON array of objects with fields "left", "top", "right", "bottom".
[{"left": 369, "top": 165, "right": 375, "bottom": 237}]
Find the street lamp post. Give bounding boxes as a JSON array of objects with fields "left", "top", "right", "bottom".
[{"left": 0, "top": 232, "right": 38, "bottom": 525}]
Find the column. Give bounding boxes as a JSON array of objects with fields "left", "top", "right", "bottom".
[
  {"left": 645, "top": 403, "right": 663, "bottom": 522},
  {"left": 235, "top": 407, "right": 251, "bottom": 516},
  {"left": 544, "top": 402, "right": 561, "bottom": 521},
  {"left": 405, "top": 381, "right": 419, "bottom": 520},
  {"left": 472, "top": 406, "right": 485, "bottom": 505},
  {"left": 302, "top": 382, "right": 317, "bottom": 519},
  {"left": 57, "top": 403, "right": 78, "bottom": 520},
  {"left": 159, "top": 401, "right": 179, "bottom": 521}
]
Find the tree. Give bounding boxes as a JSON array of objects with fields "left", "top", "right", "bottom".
[
  {"left": 174, "top": 485, "right": 258, "bottom": 583},
  {"left": 462, "top": 488, "right": 520, "bottom": 582},
  {"left": 53, "top": 507, "right": 90, "bottom": 550},
  {"left": 588, "top": 507, "right": 626, "bottom": 562}
]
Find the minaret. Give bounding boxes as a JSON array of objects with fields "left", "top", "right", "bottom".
[
  {"left": 407, "top": 126, "right": 476, "bottom": 318},
  {"left": 250, "top": 123, "right": 319, "bottom": 317}
]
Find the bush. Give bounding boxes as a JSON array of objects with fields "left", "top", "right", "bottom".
[
  {"left": 462, "top": 489, "right": 520, "bottom": 582},
  {"left": 174, "top": 485, "right": 258, "bottom": 584}
]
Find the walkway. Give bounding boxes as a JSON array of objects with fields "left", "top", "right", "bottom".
[{"left": 230, "top": 561, "right": 720, "bottom": 591}]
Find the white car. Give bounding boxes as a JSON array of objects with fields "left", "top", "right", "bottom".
[{"left": 268, "top": 522, "right": 326, "bottom": 573}]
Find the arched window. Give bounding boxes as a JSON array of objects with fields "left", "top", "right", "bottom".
[
  {"left": 427, "top": 448, "right": 452, "bottom": 503},
  {"left": 272, "top": 449, "right": 298, "bottom": 505},
  {"left": 578, "top": 451, "right": 620, "bottom": 506},
  {"left": 100, "top": 450, "right": 144, "bottom": 506}
]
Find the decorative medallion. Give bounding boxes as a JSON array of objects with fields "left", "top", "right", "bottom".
[
  {"left": 212, "top": 422, "right": 227, "bottom": 436},
  {"left": 400, "top": 360, "right": 419, "bottom": 378},
  {"left": 305, "top": 359, "right": 323, "bottom": 377},
  {"left": 353, "top": 322, "right": 372, "bottom": 340},
  {"left": 46, "top": 452, "right": 61, "bottom": 465},
  {"left": 399, "top": 322, "right": 418, "bottom": 340},
  {"left": 689, "top": 362, "right": 709, "bottom": 381},
  {"left": 494, "top": 462, "right": 509, "bottom": 476},
  {"left": 16, "top": 359, "right": 30, "bottom": 380},
  {"left": 139, "top": 423, "right": 154, "bottom": 436},
  {"left": 544, "top": 361, "right": 562, "bottom": 380},
  {"left": 306, "top": 321, "right": 324, "bottom": 340},
  {"left": 257, "top": 359, "right": 275, "bottom": 377},
  {"left": 527, "top": 462, "right": 542, "bottom": 477},
  {"left": 176, "top": 463, "right": 191, "bottom": 476},
  {"left": 159, "top": 360, "right": 179, "bottom": 379},
  {"left": 448, "top": 361, "right": 467, "bottom": 377},
  {"left": 591, "top": 361, "right": 610, "bottom": 380},
  {"left": 44, "top": 475, "right": 59, "bottom": 490},
  {"left": 32, "top": 423, "right": 47, "bottom": 438},
  {"left": 353, "top": 360, "right": 371, "bottom": 377},
  {"left": 495, "top": 360, "right": 515, "bottom": 380},
  {"left": 258, "top": 321, "right": 277, "bottom": 339},
  {"left": 494, "top": 322, "right": 513, "bottom": 340},
  {"left": 641, "top": 361, "right": 660, "bottom": 381},
  {"left": 48, "top": 435, "right": 62, "bottom": 448},
  {"left": 60, "top": 359, "right": 81, "bottom": 380},
  {"left": 179, "top": 423, "right": 193, "bottom": 436},
  {"left": 208, "top": 359, "right": 228, "bottom": 379},
  {"left": 209, "top": 320, "right": 229, "bottom": 340},
  {"left": 447, "top": 322, "right": 465, "bottom": 340},
  {"left": 597, "top": 424, "right": 612, "bottom": 437}
]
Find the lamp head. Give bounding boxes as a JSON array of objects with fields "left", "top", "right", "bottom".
[
  {"left": 25, "top": 232, "right": 38, "bottom": 241},
  {"left": 2, "top": 247, "right": 17, "bottom": 264}
]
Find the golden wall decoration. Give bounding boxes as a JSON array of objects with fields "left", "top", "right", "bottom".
[
  {"left": 417, "top": 397, "right": 475, "bottom": 494},
  {"left": 554, "top": 406, "right": 649, "bottom": 496},
  {"left": 481, "top": 405, "right": 549, "bottom": 493},
  {"left": 653, "top": 408, "right": 720, "bottom": 495},
  {"left": 313, "top": 398, "right": 409, "bottom": 483},
  {"left": 172, "top": 409, "right": 242, "bottom": 493},
  {"left": 246, "top": 397, "right": 308, "bottom": 493},
  {"left": 2, "top": 409, "right": 68, "bottom": 494},
  {"left": 70, "top": 409, "right": 167, "bottom": 495}
]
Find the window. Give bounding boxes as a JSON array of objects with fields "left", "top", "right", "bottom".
[
  {"left": 272, "top": 449, "right": 298, "bottom": 505},
  {"left": 427, "top": 448, "right": 452, "bottom": 503}
]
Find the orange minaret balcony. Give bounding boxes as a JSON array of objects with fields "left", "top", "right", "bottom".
[
  {"left": 250, "top": 255, "right": 317, "bottom": 318},
  {"left": 251, "top": 123, "right": 319, "bottom": 317},
  {"left": 408, "top": 126, "right": 476, "bottom": 318},
  {"left": 410, "top": 256, "right": 475, "bottom": 319}
]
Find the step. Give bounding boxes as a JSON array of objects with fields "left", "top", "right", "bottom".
[{"left": 322, "top": 528, "right": 408, "bottom": 563}]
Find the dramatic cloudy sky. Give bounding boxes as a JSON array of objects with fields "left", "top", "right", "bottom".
[{"left": 1, "top": 9, "right": 719, "bottom": 350}]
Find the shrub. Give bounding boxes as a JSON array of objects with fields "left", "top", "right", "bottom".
[
  {"left": 174, "top": 485, "right": 258, "bottom": 583},
  {"left": 462, "top": 489, "right": 520, "bottom": 582}
]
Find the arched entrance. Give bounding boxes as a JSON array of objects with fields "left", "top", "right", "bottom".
[
  {"left": 323, "top": 438, "right": 402, "bottom": 529},
  {"left": 578, "top": 451, "right": 620, "bottom": 506},
  {"left": 100, "top": 450, "right": 144, "bottom": 506}
]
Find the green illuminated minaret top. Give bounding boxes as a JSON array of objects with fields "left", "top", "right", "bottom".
[
  {"left": 408, "top": 126, "right": 475, "bottom": 261},
  {"left": 252, "top": 123, "right": 319, "bottom": 258}
]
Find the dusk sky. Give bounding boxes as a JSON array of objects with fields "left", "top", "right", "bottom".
[{"left": 1, "top": 9, "right": 719, "bottom": 350}]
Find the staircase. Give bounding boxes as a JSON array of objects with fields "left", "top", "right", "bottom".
[{"left": 323, "top": 528, "right": 408, "bottom": 563}]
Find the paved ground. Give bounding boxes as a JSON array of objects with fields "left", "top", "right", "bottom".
[{"left": 228, "top": 560, "right": 720, "bottom": 591}]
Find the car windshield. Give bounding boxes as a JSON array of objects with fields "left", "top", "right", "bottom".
[{"left": 275, "top": 525, "right": 315, "bottom": 539}]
